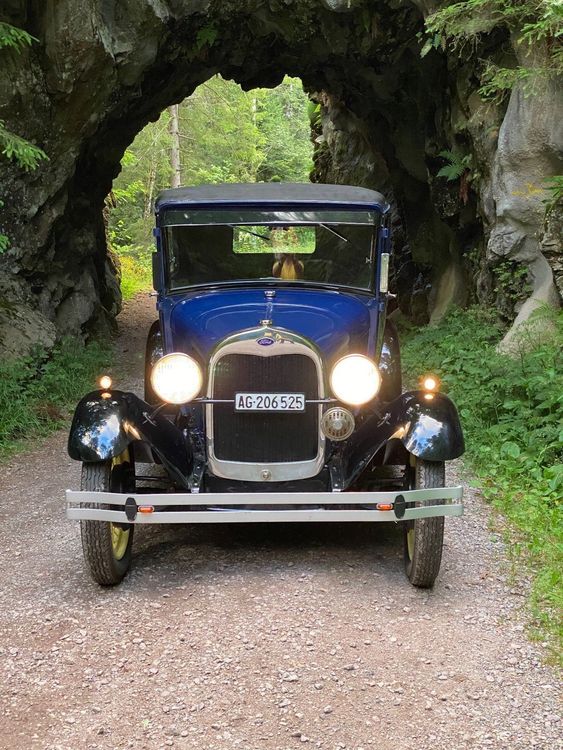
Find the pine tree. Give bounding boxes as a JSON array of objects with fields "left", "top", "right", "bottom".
[{"left": 0, "top": 21, "right": 48, "bottom": 251}]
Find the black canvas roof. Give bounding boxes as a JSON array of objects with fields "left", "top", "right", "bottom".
[{"left": 155, "top": 182, "right": 389, "bottom": 212}]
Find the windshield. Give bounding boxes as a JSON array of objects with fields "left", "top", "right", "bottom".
[{"left": 162, "top": 208, "right": 378, "bottom": 291}]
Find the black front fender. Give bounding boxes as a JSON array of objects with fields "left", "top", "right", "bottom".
[
  {"left": 341, "top": 390, "right": 464, "bottom": 488},
  {"left": 67, "top": 390, "right": 193, "bottom": 487},
  {"left": 395, "top": 391, "right": 465, "bottom": 462}
]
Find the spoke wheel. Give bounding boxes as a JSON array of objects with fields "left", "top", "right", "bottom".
[
  {"left": 403, "top": 457, "right": 445, "bottom": 588},
  {"left": 80, "top": 450, "right": 135, "bottom": 585}
]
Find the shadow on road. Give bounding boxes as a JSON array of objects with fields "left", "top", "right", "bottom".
[{"left": 128, "top": 521, "right": 404, "bottom": 582}]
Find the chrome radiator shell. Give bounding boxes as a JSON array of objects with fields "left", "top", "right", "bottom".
[{"left": 206, "top": 326, "right": 326, "bottom": 482}]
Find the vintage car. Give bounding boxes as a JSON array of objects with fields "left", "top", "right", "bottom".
[{"left": 66, "top": 183, "right": 464, "bottom": 586}]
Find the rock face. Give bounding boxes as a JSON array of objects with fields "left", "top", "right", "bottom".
[{"left": 0, "top": 0, "right": 561, "bottom": 357}]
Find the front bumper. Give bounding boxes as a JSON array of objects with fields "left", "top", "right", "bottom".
[{"left": 66, "top": 486, "right": 463, "bottom": 524}]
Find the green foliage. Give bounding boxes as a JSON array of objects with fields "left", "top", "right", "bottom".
[
  {"left": 0, "top": 338, "right": 111, "bottom": 460},
  {"left": 437, "top": 149, "right": 472, "bottom": 181},
  {"left": 543, "top": 174, "right": 563, "bottom": 212},
  {"left": 478, "top": 62, "right": 542, "bottom": 101},
  {"left": 0, "top": 23, "right": 47, "bottom": 171},
  {"left": 0, "top": 21, "right": 48, "bottom": 253},
  {"left": 492, "top": 259, "right": 532, "bottom": 311},
  {"left": 402, "top": 307, "right": 563, "bottom": 658},
  {"left": 119, "top": 253, "right": 153, "bottom": 300},
  {"left": 0, "top": 21, "right": 36, "bottom": 50},
  {"left": 255, "top": 77, "right": 313, "bottom": 184},
  {"left": 424, "top": 1, "right": 563, "bottom": 101},
  {"left": 307, "top": 101, "right": 322, "bottom": 128},
  {"left": 419, "top": 32, "right": 445, "bottom": 57},
  {"left": 108, "top": 76, "right": 313, "bottom": 293},
  {"left": 0, "top": 120, "right": 47, "bottom": 170},
  {"left": 196, "top": 26, "right": 218, "bottom": 50}
]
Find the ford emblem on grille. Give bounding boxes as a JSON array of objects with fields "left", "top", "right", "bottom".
[{"left": 256, "top": 337, "right": 274, "bottom": 346}]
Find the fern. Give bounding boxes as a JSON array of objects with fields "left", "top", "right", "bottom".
[
  {"left": 437, "top": 149, "right": 469, "bottom": 181},
  {"left": 196, "top": 26, "right": 218, "bottom": 50}
]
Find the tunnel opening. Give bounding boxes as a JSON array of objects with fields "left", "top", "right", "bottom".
[
  {"left": 108, "top": 75, "right": 314, "bottom": 299},
  {"left": 1, "top": 0, "right": 558, "bottom": 357},
  {"left": 60, "top": 0, "right": 470, "bottom": 337}
]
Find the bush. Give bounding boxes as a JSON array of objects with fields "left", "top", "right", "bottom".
[
  {"left": 0, "top": 338, "right": 111, "bottom": 459},
  {"left": 401, "top": 306, "right": 562, "bottom": 658}
]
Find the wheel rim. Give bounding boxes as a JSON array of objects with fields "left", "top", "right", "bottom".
[
  {"left": 110, "top": 451, "right": 131, "bottom": 560},
  {"left": 111, "top": 524, "right": 130, "bottom": 560}
]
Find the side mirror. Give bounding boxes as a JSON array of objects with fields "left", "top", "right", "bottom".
[{"left": 152, "top": 253, "right": 163, "bottom": 292}]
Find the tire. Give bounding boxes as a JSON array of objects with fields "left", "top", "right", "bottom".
[
  {"left": 80, "top": 452, "right": 135, "bottom": 586},
  {"left": 403, "top": 458, "right": 445, "bottom": 588}
]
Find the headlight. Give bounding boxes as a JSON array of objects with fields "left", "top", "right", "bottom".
[
  {"left": 150, "top": 353, "right": 202, "bottom": 404},
  {"left": 330, "top": 354, "right": 381, "bottom": 406}
]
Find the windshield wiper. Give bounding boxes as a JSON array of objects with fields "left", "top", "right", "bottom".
[
  {"left": 319, "top": 224, "right": 349, "bottom": 243},
  {"left": 228, "top": 225, "right": 271, "bottom": 241}
]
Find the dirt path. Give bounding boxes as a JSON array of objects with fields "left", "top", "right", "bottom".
[{"left": 0, "top": 295, "right": 560, "bottom": 750}]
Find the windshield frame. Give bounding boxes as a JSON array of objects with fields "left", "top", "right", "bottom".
[{"left": 160, "top": 205, "right": 381, "bottom": 295}]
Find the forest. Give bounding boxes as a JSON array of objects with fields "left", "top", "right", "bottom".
[{"left": 108, "top": 76, "right": 314, "bottom": 297}]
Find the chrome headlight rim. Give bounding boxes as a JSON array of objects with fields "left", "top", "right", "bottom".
[
  {"left": 330, "top": 353, "right": 381, "bottom": 406},
  {"left": 150, "top": 352, "right": 203, "bottom": 405}
]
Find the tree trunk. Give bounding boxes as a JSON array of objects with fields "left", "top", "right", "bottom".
[
  {"left": 168, "top": 104, "right": 182, "bottom": 188},
  {"left": 144, "top": 156, "right": 157, "bottom": 219}
]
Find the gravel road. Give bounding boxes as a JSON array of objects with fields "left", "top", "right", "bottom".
[{"left": 0, "top": 295, "right": 560, "bottom": 750}]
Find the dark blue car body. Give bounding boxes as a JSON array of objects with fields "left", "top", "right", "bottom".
[{"left": 67, "top": 183, "right": 464, "bottom": 587}]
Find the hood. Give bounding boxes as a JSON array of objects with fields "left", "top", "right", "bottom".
[{"left": 162, "top": 287, "right": 379, "bottom": 364}]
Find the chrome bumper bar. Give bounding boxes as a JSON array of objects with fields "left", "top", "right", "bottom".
[{"left": 66, "top": 486, "right": 463, "bottom": 524}]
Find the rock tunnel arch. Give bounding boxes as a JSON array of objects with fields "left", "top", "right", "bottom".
[{"left": 1, "top": 0, "right": 560, "bottom": 356}]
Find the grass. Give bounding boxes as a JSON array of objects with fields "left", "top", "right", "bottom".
[
  {"left": 0, "top": 249, "right": 150, "bottom": 458},
  {"left": 400, "top": 306, "right": 563, "bottom": 661},
  {"left": 0, "top": 337, "right": 112, "bottom": 460}
]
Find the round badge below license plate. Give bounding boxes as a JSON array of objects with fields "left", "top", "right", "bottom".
[{"left": 256, "top": 337, "right": 274, "bottom": 346}]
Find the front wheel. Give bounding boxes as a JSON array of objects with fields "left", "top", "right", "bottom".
[
  {"left": 80, "top": 451, "right": 135, "bottom": 585},
  {"left": 403, "top": 458, "right": 445, "bottom": 588}
]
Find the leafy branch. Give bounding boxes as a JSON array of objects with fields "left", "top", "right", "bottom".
[
  {"left": 0, "top": 120, "right": 47, "bottom": 171},
  {"left": 0, "top": 21, "right": 37, "bottom": 50},
  {"left": 0, "top": 21, "right": 48, "bottom": 253},
  {"left": 422, "top": 1, "right": 563, "bottom": 101}
]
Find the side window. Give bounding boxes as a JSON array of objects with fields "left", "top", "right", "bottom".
[{"left": 167, "top": 226, "right": 234, "bottom": 287}]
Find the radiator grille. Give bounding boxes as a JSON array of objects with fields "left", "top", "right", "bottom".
[{"left": 212, "top": 353, "right": 319, "bottom": 463}]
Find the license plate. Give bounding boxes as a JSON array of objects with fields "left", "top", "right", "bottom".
[{"left": 234, "top": 393, "right": 306, "bottom": 412}]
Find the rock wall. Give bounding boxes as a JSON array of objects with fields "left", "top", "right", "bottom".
[
  {"left": 312, "top": 9, "right": 562, "bottom": 335},
  {"left": 0, "top": 0, "right": 561, "bottom": 357}
]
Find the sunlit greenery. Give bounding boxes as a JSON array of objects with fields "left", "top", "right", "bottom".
[
  {"left": 233, "top": 226, "right": 316, "bottom": 254},
  {"left": 402, "top": 306, "right": 563, "bottom": 660},
  {"left": 118, "top": 254, "right": 153, "bottom": 300},
  {"left": 0, "top": 338, "right": 112, "bottom": 460},
  {"left": 109, "top": 75, "right": 313, "bottom": 294}
]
